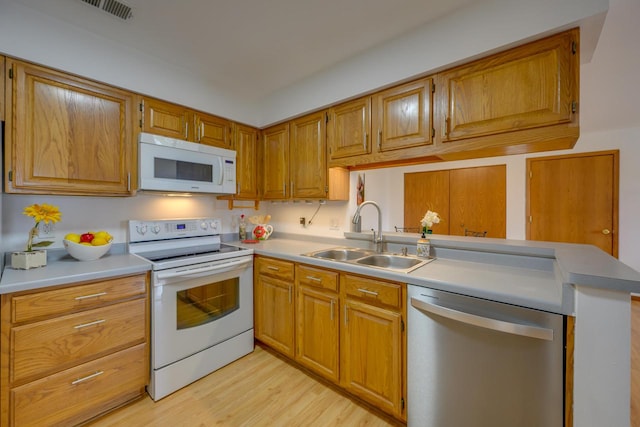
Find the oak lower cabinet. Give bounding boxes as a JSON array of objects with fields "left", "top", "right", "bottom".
[
  {"left": 341, "top": 274, "right": 405, "bottom": 419},
  {"left": 255, "top": 259, "right": 406, "bottom": 421},
  {"left": 254, "top": 256, "right": 296, "bottom": 358},
  {"left": 295, "top": 265, "right": 340, "bottom": 383},
  {"left": 5, "top": 59, "right": 136, "bottom": 196},
  {"left": 0, "top": 273, "right": 149, "bottom": 426}
]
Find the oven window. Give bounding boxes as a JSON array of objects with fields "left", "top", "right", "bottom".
[
  {"left": 154, "top": 157, "right": 213, "bottom": 182},
  {"left": 176, "top": 278, "right": 239, "bottom": 330}
]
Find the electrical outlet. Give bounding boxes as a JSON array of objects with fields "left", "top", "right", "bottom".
[{"left": 299, "top": 217, "right": 306, "bottom": 226}]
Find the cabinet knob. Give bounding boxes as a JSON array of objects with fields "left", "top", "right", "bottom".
[{"left": 602, "top": 229, "right": 611, "bottom": 235}]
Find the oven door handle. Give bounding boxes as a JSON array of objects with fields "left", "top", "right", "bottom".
[{"left": 156, "top": 258, "right": 252, "bottom": 280}]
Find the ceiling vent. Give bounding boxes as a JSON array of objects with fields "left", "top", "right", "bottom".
[{"left": 79, "top": 0, "right": 133, "bottom": 21}]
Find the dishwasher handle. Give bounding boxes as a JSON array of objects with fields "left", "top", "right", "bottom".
[{"left": 410, "top": 296, "right": 554, "bottom": 341}]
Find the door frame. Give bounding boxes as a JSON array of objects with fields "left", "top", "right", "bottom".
[{"left": 525, "top": 150, "right": 619, "bottom": 257}]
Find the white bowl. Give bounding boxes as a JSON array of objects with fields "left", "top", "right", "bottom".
[{"left": 63, "top": 239, "right": 112, "bottom": 261}]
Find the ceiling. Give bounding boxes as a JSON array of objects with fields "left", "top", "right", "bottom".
[{"left": 13, "top": 0, "right": 480, "bottom": 100}]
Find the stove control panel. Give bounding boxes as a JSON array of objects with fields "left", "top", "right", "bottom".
[{"left": 128, "top": 218, "right": 222, "bottom": 242}]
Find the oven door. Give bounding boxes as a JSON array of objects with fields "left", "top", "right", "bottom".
[{"left": 151, "top": 255, "right": 253, "bottom": 369}]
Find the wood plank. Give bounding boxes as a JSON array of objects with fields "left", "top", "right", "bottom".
[{"left": 87, "top": 345, "right": 399, "bottom": 427}]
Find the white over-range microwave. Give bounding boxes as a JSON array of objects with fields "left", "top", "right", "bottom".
[{"left": 138, "top": 132, "right": 237, "bottom": 195}]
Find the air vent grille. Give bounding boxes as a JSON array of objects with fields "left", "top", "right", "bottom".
[{"left": 79, "top": 0, "right": 133, "bottom": 21}]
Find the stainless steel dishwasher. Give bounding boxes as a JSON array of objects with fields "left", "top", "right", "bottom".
[{"left": 407, "top": 285, "right": 565, "bottom": 427}]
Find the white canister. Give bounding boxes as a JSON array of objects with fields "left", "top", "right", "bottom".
[{"left": 416, "top": 237, "right": 430, "bottom": 258}]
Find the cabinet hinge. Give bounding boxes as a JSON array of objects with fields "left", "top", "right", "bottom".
[
  {"left": 8, "top": 170, "right": 12, "bottom": 182},
  {"left": 571, "top": 41, "right": 577, "bottom": 55},
  {"left": 401, "top": 319, "right": 405, "bottom": 332},
  {"left": 8, "top": 68, "right": 13, "bottom": 79},
  {"left": 139, "top": 102, "right": 143, "bottom": 112},
  {"left": 431, "top": 82, "right": 435, "bottom": 93},
  {"left": 139, "top": 119, "right": 143, "bottom": 128},
  {"left": 401, "top": 397, "right": 405, "bottom": 409},
  {"left": 431, "top": 128, "right": 435, "bottom": 138},
  {"left": 325, "top": 112, "right": 329, "bottom": 124},
  {"left": 571, "top": 101, "right": 577, "bottom": 114},
  {"left": 325, "top": 185, "right": 329, "bottom": 194}
]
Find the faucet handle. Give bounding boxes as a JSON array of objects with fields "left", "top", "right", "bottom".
[{"left": 401, "top": 247, "right": 408, "bottom": 256}]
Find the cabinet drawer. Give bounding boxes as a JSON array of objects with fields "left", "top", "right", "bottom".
[
  {"left": 342, "top": 274, "right": 402, "bottom": 309},
  {"left": 256, "top": 257, "right": 294, "bottom": 281},
  {"left": 296, "top": 265, "right": 338, "bottom": 292},
  {"left": 11, "top": 343, "right": 147, "bottom": 427},
  {"left": 10, "top": 274, "right": 147, "bottom": 323},
  {"left": 12, "top": 298, "right": 146, "bottom": 384}
]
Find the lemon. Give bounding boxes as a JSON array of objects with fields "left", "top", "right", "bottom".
[
  {"left": 65, "top": 233, "right": 81, "bottom": 243},
  {"left": 80, "top": 242, "right": 92, "bottom": 246},
  {"left": 91, "top": 237, "right": 108, "bottom": 246},
  {"left": 94, "top": 231, "right": 112, "bottom": 242}
]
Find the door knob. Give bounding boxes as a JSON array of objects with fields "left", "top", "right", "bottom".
[{"left": 602, "top": 229, "right": 611, "bottom": 235}]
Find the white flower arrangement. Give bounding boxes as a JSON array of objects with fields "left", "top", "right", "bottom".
[{"left": 420, "top": 210, "right": 440, "bottom": 231}]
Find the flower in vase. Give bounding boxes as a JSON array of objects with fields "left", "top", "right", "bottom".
[
  {"left": 22, "top": 203, "right": 62, "bottom": 251},
  {"left": 420, "top": 210, "right": 440, "bottom": 234}
]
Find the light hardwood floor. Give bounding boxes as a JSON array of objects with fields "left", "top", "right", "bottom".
[{"left": 88, "top": 344, "right": 399, "bottom": 427}]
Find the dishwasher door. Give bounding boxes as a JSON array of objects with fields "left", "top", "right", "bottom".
[{"left": 407, "top": 285, "right": 565, "bottom": 427}]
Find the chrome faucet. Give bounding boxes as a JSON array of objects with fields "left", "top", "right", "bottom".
[{"left": 352, "top": 200, "right": 383, "bottom": 252}]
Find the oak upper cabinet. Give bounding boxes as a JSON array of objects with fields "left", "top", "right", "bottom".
[
  {"left": 232, "top": 123, "right": 259, "bottom": 199},
  {"left": 327, "top": 96, "right": 371, "bottom": 160},
  {"left": 295, "top": 265, "right": 340, "bottom": 383},
  {"left": 290, "top": 111, "right": 328, "bottom": 198},
  {"left": 373, "top": 77, "right": 433, "bottom": 153},
  {"left": 341, "top": 274, "right": 405, "bottom": 420},
  {"left": 194, "top": 112, "right": 232, "bottom": 149},
  {"left": 254, "top": 257, "right": 296, "bottom": 358},
  {"left": 5, "top": 59, "right": 136, "bottom": 196},
  {"left": 261, "top": 123, "right": 290, "bottom": 200},
  {"left": 436, "top": 28, "right": 579, "bottom": 158},
  {"left": 141, "top": 97, "right": 190, "bottom": 140}
]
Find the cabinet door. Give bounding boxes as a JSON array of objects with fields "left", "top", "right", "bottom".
[
  {"left": 6, "top": 59, "right": 135, "bottom": 195},
  {"left": 373, "top": 77, "right": 433, "bottom": 152},
  {"left": 341, "top": 299, "right": 403, "bottom": 418},
  {"left": 439, "top": 29, "right": 578, "bottom": 143},
  {"left": 449, "top": 165, "right": 506, "bottom": 237},
  {"left": 404, "top": 170, "right": 451, "bottom": 234},
  {"left": 328, "top": 97, "right": 371, "bottom": 160},
  {"left": 195, "top": 112, "right": 232, "bottom": 149},
  {"left": 233, "top": 124, "right": 259, "bottom": 199},
  {"left": 142, "top": 97, "right": 190, "bottom": 140},
  {"left": 296, "top": 286, "right": 339, "bottom": 382},
  {"left": 290, "top": 112, "right": 327, "bottom": 198},
  {"left": 254, "top": 274, "right": 295, "bottom": 358},
  {"left": 261, "top": 123, "right": 290, "bottom": 200}
]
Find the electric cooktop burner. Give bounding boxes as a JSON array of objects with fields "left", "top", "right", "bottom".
[{"left": 140, "top": 244, "right": 244, "bottom": 263}]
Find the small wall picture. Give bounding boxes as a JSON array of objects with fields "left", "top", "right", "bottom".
[{"left": 357, "top": 173, "right": 365, "bottom": 205}]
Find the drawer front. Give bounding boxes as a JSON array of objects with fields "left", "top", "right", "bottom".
[
  {"left": 255, "top": 257, "right": 294, "bottom": 281},
  {"left": 296, "top": 265, "right": 338, "bottom": 292},
  {"left": 342, "top": 274, "right": 402, "bottom": 309},
  {"left": 11, "top": 343, "right": 147, "bottom": 427},
  {"left": 12, "top": 298, "right": 146, "bottom": 383},
  {"left": 11, "top": 274, "right": 147, "bottom": 323}
]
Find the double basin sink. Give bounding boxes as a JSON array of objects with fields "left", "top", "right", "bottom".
[{"left": 302, "top": 246, "right": 434, "bottom": 273}]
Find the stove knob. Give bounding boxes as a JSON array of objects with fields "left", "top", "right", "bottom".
[
  {"left": 136, "top": 225, "right": 148, "bottom": 235},
  {"left": 209, "top": 221, "right": 219, "bottom": 232},
  {"left": 200, "top": 221, "right": 208, "bottom": 230},
  {"left": 152, "top": 225, "right": 161, "bottom": 234}
]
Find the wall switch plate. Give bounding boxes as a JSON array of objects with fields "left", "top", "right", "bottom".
[{"left": 299, "top": 217, "right": 306, "bottom": 226}]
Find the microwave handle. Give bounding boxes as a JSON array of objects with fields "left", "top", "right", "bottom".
[{"left": 217, "top": 157, "right": 224, "bottom": 185}]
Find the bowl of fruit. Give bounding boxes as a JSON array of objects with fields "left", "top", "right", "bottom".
[{"left": 63, "top": 231, "right": 113, "bottom": 261}]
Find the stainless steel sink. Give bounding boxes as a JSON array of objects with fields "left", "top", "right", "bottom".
[
  {"left": 356, "top": 254, "right": 425, "bottom": 270},
  {"left": 302, "top": 246, "right": 434, "bottom": 273},
  {"left": 308, "top": 248, "right": 375, "bottom": 261}
]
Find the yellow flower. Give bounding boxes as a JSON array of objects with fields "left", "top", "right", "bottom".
[{"left": 23, "top": 203, "right": 62, "bottom": 224}]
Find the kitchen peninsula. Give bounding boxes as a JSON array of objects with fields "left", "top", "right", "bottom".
[{"left": 242, "top": 232, "right": 640, "bottom": 427}]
